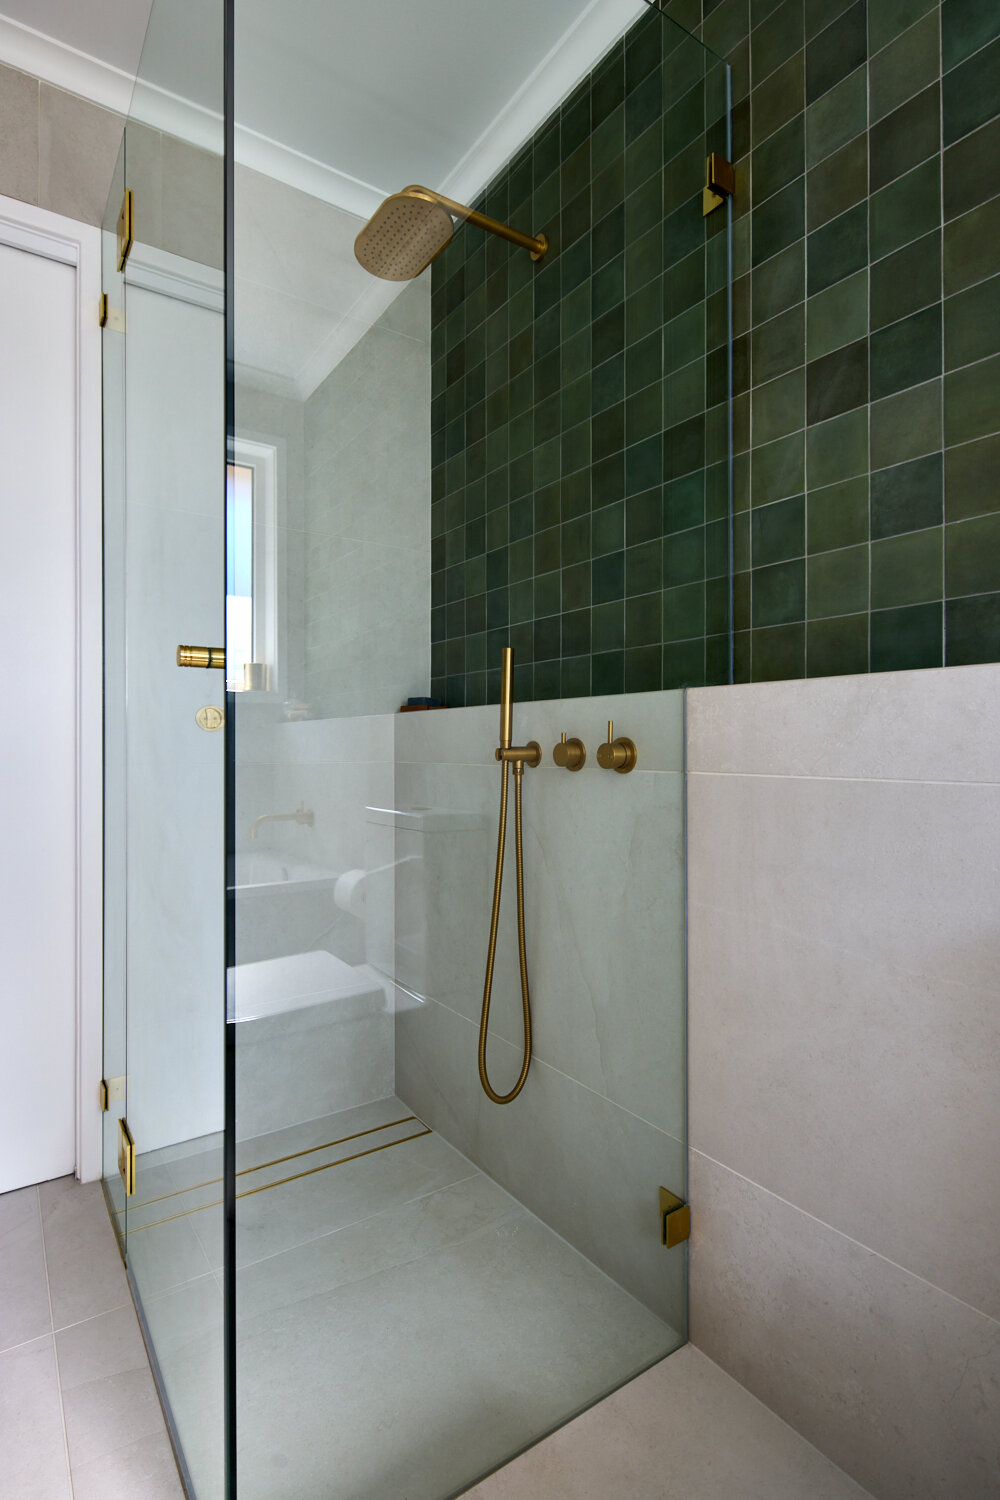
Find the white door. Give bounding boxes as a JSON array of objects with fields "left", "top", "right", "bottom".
[{"left": 0, "top": 239, "right": 78, "bottom": 1192}]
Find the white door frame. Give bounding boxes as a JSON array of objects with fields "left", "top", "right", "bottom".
[{"left": 0, "top": 193, "right": 103, "bottom": 1183}]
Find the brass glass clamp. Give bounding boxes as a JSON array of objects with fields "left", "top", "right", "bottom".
[
  {"left": 177, "top": 644, "right": 226, "bottom": 669},
  {"left": 552, "top": 732, "right": 586, "bottom": 770},
  {"left": 596, "top": 719, "right": 637, "bottom": 773}
]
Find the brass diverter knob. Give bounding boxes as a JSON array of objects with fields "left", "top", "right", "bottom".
[
  {"left": 552, "top": 731, "right": 586, "bottom": 771},
  {"left": 596, "top": 719, "right": 637, "bottom": 774}
]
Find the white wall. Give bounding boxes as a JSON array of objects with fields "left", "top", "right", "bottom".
[{"left": 685, "top": 664, "right": 1000, "bottom": 1499}]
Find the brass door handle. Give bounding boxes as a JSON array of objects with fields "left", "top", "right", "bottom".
[
  {"left": 552, "top": 732, "right": 586, "bottom": 770},
  {"left": 176, "top": 645, "right": 225, "bottom": 668},
  {"left": 596, "top": 719, "right": 637, "bottom": 773}
]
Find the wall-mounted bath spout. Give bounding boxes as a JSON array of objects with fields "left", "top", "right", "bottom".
[
  {"left": 478, "top": 648, "right": 540, "bottom": 1105},
  {"left": 249, "top": 802, "right": 315, "bottom": 840}
]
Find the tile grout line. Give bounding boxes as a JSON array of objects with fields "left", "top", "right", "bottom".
[
  {"left": 689, "top": 1144, "right": 1000, "bottom": 1331},
  {"left": 37, "top": 1186, "right": 75, "bottom": 1498}
]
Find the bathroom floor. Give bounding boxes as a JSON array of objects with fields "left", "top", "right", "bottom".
[{"left": 1, "top": 1118, "right": 871, "bottom": 1500}]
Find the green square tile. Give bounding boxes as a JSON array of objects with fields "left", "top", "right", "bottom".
[
  {"left": 752, "top": 240, "right": 806, "bottom": 324},
  {"left": 870, "top": 304, "right": 942, "bottom": 401},
  {"left": 625, "top": 644, "right": 663, "bottom": 691},
  {"left": 807, "top": 201, "right": 868, "bottom": 295},
  {"left": 534, "top": 568, "right": 561, "bottom": 618},
  {"left": 871, "top": 232, "right": 941, "bottom": 331},
  {"left": 806, "top": 337, "right": 868, "bottom": 424},
  {"left": 751, "top": 303, "right": 806, "bottom": 386},
  {"left": 943, "top": 0, "right": 1000, "bottom": 71},
  {"left": 871, "top": 452, "right": 943, "bottom": 537},
  {"left": 946, "top": 511, "right": 1000, "bottom": 596},
  {"left": 807, "top": 405, "right": 869, "bottom": 487},
  {"left": 805, "top": 65, "right": 867, "bottom": 169},
  {"left": 663, "top": 526, "right": 706, "bottom": 587},
  {"left": 625, "top": 590, "right": 662, "bottom": 648},
  {"left": 663, "top": 580, "right": 705, "bottom": 640},
  {"left": 870, "top": 12, "right": 940, "bottom": 124},
  {"left": 872, "top": 601, "right": 943, "bottom": 670},
  {"left": 664, "top": 472, "right": 705, "bottom": 532},
  {"left": 945, "top": 592, "right": 1000, "bottom": 664},
  {"left": 592, "top": 500, "right": 625, "bottom": 555},
  {"left": 946, "top": 274, "right": 1000, "bottom": 370},
  {"left": 753, "top": 114, "right": 806, "bottom": 204},
  {"left": 662, "top": 637, "right": 706, "bottom": 686},
  {"left": 870, "top": 157, "right": 941, "bottom": 261},
  {"left": 751, "top": 50, "right": 805, "bottom": 144},
  {"left": 944, "top": 195, "right": 1000, "bottom": 296},
  {"left": 806, "top": 269, "right": 869, "bottom": 359},
  {"left": 561, "top": 654, "right": 591, "bottom": 697},
  {"left": 808, "top": 475, "right": 870, "bottom": 550},
  {"left": 807, "top": 134, "right": 868, "bottom": 232},
  {"left": 753, "top": 367, "right": 806, "bottom": 445},
  {"left": 870, "top": 378, "right": 942, "bottom": 469},
  {"left": 752, "top": 179, "right": 806, "bottom": 267},
  {"left": 946, "top": 434, "right": 1000, "bottom": 522},
  {"left": 806, "top": 2, "right": 866, "bottom": 105},
  {"left": 627, "top": 537, "right": 662, "bottom": 595},
  {"left": 592, "top": 649, "right": 625, "bottom": 694},
  {"left": 944, "top": 118, "right": 1000, "bottom": 222},
  {"left": 869, "top": 0, "right": 936, "bottom": 55},
  {"left": 591, "top": 600, "right": 625, "bottom": 652},
  {"left": 752, "top": 0, "right": 804, "bottom": 83},
  {"left": 753, "top": 495, "right": 805, "bottom": 565},
  {"left": 808, "top": 543, "right": 869, "bottom": 617},
  {"left": 872, "top": 525, "right": 943, "bottom": 608},
  {"left": 752, "top": 431, "right": 806, "bottom": 504},
  {"left": 806, "top": 611, "right": 869, "bottom": 676},
  {"left": 944, "top": 36, "right": 1000, "bottom": 148},
  {"left": 870, "top": 83, "right": 941, "bottom": 195},
  {"left": 751, "top": 620, "right": 806, "bottom": 678},
  {"left": 753, "top": 557, "right": 806, "bottom": 625},
  {"left": 593, "top": 549, "right": 626, "bottom": 603},
  {"left": 945, "top": 354, "right": 1000, "bottom": 446}
]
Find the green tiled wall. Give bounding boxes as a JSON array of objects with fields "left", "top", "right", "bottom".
[
  {"left": 672, "top": 0, "right": 1000, "bottom": 678},
  {"left": 430, "top": 6, "right": 730, "bottom": 706}
]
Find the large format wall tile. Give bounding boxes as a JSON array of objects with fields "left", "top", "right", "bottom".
[
  {"left": 687, "top": 660, "right": 1000, "bottom": 780},
  {"left": 689, "top": 1152, "right": 1000, "bottom": 1500},
  {"left": 687, "top": 767, "right": 1000, "bottom": 1322}
]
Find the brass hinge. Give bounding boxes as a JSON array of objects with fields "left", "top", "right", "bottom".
[
  {"left": 703, "top": 153, "right": 735, "bottom": 217},
  {"left": 100, "top": 1076, "right": 126, "bottom": 1111},
  {"left": 116, "top": 187, "right": 134, "bottom": 271},
  {"left": 99, "top": 294, "right": 126, "bottom": 332},
  {"left": 118, "top": 1118, "right": 136, "bottom": 1197},
  {"left": 659, "top": 1186, "right": 691, "bottom": 1247}
]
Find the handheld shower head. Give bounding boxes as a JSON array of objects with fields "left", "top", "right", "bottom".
[{"left": 354, "top": 185, "right": 548, "bottom": 282}]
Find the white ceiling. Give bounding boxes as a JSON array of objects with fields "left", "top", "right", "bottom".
[
  {"left": 0, "top": 0, "right": 154, "bottom": 76},
  {"left": 1, "top": 0, "right": 650, "bottom": 396}
]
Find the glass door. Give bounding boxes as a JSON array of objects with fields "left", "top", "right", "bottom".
[{"left": 100, "top": 0, "right": 228, "bottom": 1493}]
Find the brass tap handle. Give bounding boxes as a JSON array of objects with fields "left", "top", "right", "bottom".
[
  {"left": 552, "top": 731, "right": 586, "bottom": 771},
  {"left": 596, "top": 719, "right": 637, "bottom": 774}
]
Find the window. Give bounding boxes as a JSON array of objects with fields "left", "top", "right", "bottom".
[{"left": 226, "top": 439, "right": 277, "bottom": 692}]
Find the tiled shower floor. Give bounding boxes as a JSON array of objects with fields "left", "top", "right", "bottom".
[
  {"left": 128, "top": 1096, "right": 679, "bottom": 1500},
  {"left": 0, "top": 1151, "right": 871, "bottom": 1500}
]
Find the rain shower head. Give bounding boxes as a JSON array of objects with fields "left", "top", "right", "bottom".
[{"left": 354, "top": 185, "right": 548, "bottom": 282}]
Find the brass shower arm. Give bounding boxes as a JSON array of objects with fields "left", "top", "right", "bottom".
[{"left": 402, "top": 185, "right": 549, "bottom": 261}]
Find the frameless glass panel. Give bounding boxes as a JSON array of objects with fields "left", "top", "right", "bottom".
[
  {"left": 101, "top": 0, "right": 227, "bottom": 1493},
  {"left": 230, "top": 6, "right": 729, "bottom": 1500}
]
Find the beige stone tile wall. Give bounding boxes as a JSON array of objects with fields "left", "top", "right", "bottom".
[
  {"left": 685, "top": 662, "right": 1000, "bottom": 1500},
  {"left": 0, "top": 62, "right": 122, "bottom": 224}
]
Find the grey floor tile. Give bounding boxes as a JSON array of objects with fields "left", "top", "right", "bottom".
[
  {"left": 38, "top": 1177, "right": 129, "bottom": 1330},
  {"left": 0, "top": 1186, "right": 51, "bottom": 1354},
  {"left": 462, "top": 1345, "right": 873, "bottom": 1499},
  {"left": 0, "top": 1335, "right": 72, "bottom": 1499},
  {"left": 69, "top": 1430, "right": 185, "bottom": 1500}
]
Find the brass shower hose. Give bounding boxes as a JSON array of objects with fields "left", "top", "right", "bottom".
[{"left": 478, "top": 756, "right": 532, "bottom": 1104}]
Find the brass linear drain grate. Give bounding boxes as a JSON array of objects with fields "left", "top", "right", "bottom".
[{"left": 122, "top": 1115, "right": 430, "bottom": 1233}]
